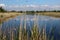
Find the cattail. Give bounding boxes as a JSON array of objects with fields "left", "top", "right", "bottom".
[
  {"left": 10, "top": 23, "right": 12, "bottom": 40},
  {"left": 50, "top": 26, "right": 55, "bottom": 40},
  {"left": 24, "top": 11, "right": 26, "bottom": 30},
  {"left": 19, "top": 16, "right": 23, "bottom": 40},
  {"left": 2, "top": 33, "right": 6, "bottom": 40},
  {"left": 3, "top": 24, "right": 7, "bottom": 40},
  {"left": 23, "top": 11, "right": 27, "bottom": 40},
  {"left": 42, "top": 24, "right": 46, "bottom": 40},
  {"left": 0, "top": 24, "right": 2, "bottom": 40},
  {"left": 31, "top": 14, "right": 39, "bottom": 40},
  {"left": 11, "top": 30, "right": 14, "bottom": 40}
]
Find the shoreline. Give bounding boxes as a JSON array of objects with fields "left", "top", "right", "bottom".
[
  {"left": 38, "top": 12, "right": 60, "bottom": 18},
  {"left": 0, "top": 12, "right": 60, "bottom": 24},
  {"left": 0, "top": 12, "right": 22, "bottom": 24}
]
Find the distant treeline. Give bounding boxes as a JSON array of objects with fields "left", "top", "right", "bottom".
[
  {"left": 17, "top": 10, "right": 60, "bottom": 13},
  {"left": 0, "top": 7, "right": 60, "bottom": 13}
]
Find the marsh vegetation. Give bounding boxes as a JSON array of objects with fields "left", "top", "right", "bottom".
[
  {"left": 0, "top": 14, "right": 59, "bottom": 40},
  {"left": 0, "top": 7, "right": 60, "bottom": 40}
]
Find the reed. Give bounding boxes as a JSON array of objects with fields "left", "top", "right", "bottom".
[
  {"left": 18, "top": 14, "right": 56, "bottom": 40},
  {"left": 0, "top": 13, "right": 56, "bottom": 40}
]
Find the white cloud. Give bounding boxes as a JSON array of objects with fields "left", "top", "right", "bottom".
[
  {"left": 8, "top": 5, "right": 39, "bottom": 8},
  {"left": 8, "top": 5, "right": 20, "bottom": 8},
  {"left": 40, "top": 5, "right": 60, "bottom": 8},
  {"left": 0, "top": 4, "right": 5, "bottom": 7},
  {"left": 52, "top": 5, "right": 60, "bottom": 8},
  {"left": 23, "top": 5, "right": 38, "bottom": 8},
  {"left": 30, "top": 5, "right": 39, "bottom": 8},
  {"left": 2, "top": 4, "right": 60, "bottom": 11},
  {"left": 40, "top": 5, "right": 49, "bottom": 7}
]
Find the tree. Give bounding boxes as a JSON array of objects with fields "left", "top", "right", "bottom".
[
  {"left": 0, "top": 7, "right": 6, "bottom": 12},
  {"left": 11, "top": 10, "right": 16, "bottom": 12}
]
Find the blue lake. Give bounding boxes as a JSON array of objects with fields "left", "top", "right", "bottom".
[{"left": 0, "top": 15, "right": 60, "bottom": 40}]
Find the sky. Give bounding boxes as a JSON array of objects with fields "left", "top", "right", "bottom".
[{"left": 0, "top": 0, "right": 60, "bottom": 11}]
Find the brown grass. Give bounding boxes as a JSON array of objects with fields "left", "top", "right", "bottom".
[{"left": 38, "top": 12, "right": 60, "bottom": 18}]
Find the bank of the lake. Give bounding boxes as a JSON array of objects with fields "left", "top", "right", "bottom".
[
  {"left": 1, "top": 15, "right": 60, "bottom": 40},
  {"left": 0, "top": 12, "right": 60, "bottom": 24},
  {"left": 38, "top": 12, "right": 60, "bottom": 18},
  {"left": 0, "top": 12, "right": 23, "bottom": 24}
]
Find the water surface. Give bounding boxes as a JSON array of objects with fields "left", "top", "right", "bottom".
[{"left": 1, "top": 15, "right": 60, "bottom": 40}]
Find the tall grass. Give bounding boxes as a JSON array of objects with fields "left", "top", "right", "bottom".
[
  {"left": 0, "top": 13, "right": 56, "bottom": 40},
  {"left": 18, "top": 14, "right": 55, "bottom": 40}
]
